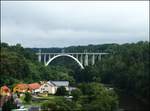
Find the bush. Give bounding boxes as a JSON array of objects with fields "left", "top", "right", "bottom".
[
  {"left": 71, "top": 88, "right": 82, "bottom": 101},
  {"left": 24, "top": 92, "right": 32, "bottom": 103},
  {"left": 79, "top": 83, "right": 119, "bottom": 111},
  {"left": 41, "top": 97, "right": 83, "bottom": 111},
  {"left": 2, "top": 97, "right": 17, "bottom": 111}
]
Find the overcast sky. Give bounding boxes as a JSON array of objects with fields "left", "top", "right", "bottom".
[{"left": 1, "top": 1, "right": 149, "bottom": 48}]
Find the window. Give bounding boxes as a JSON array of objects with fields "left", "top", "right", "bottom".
[
  {"left": 41, "top": 88, "right": 45, "bottom": 90},
  {"left": 44, "top": 85, "right": 48, "bottom": 87}
]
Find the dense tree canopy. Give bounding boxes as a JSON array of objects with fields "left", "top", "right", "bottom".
[
  {"left": 78, "top": 83, "right": 118, "bottom": 111},
  {"left": 0, "top": 43, "right": 75, "bottom": 87}
]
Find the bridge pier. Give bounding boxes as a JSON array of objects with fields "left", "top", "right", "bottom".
[
  {"left": 44, "top": 54, "right": 47, "bottom": 65},
  {"left": 48, "top": 54, "right": 51, "bottom": 62},
  {"left": 80, "top": 54, "right": 83, "bottom": 64},
  {"left": 84, "top": 54, "right": 88, "bottom": 66},
  {"left": 76, "top": 54, "right": 78, "bottom": 60},
  {"left": 92, "top": 54, "right": 95, "bottom": 65},
  {"left": 98, "top": 54, "right": 101, "bottom": 61},
  {"left": 38, "top": 49, "right": 41, "bottom": 62}
]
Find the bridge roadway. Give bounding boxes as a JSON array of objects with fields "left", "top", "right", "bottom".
[{"left": 37, "top": 52, "right": 108, "bottom": 55}]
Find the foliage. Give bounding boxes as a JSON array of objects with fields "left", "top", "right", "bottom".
[
  {"left": 42, "top": 83, "right": 118, "bottom": 111},
  {"left": 0, "top": 41, "right": 149, "bottom": 107},
  {"left": 71, "top": 88, "right": 82, "bottom": 101},
  {"left": 24, "top": 92, "right": 32, "bottom": 103},
  {"left": 70, "top": 41, "right": 149, "bottom": 104},
  {"left": 41, "top": 97, "right": 81, "bottom": 111},
  {"left": 74, "top": 66, "right": 100, "bottom": 83},
  {"left": 2, "top": 97, "right": 17, "bottom": 111},
  {"left": 78, "top": 83, "right": 119, "bottom": 111},
  {"left": 95, "top": 41, "right": 150, "bottom": 103},
  {"left": 0, "top": 43, "right": 75, "bottom": 87}
]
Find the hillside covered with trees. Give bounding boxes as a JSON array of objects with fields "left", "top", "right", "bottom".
[
  {"left": 0, "top": 41, "right": 149, "bottom": 110},
  {"left": 30, "top": 41, "right": 150, "bottom": 104}
]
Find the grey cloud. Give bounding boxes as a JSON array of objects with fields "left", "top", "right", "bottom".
[{"left": 1, "top": 1, "right": 149, "bottom": 47}]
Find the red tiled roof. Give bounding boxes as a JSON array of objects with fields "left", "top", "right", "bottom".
[
  {"left": 28, "top": 83, "right": 41, "bottom": 90},
  {"left": 13, "top": 84, "right": 30, "bottom": 93},
  {"left": 15, "top": 84, "right": 28, "bottom": 89},
  {"left": 1, "top": 85, "right": 10, "bottom": 92}
]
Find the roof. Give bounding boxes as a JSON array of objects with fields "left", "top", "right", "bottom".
[
  {"left": 14, "top": 84, "right": 28, "bottom": 89},
  {"left": 69, "top": 87, "right": 76, "bottom": 90},
  {"left": 50, "top": 81, "right": 69, "bottom": 87},
  {"left": 1, "top": 85, "right": 10, "bottom": 92},
  {"left": 28, "top": 83, "right": 41, "bottom": 90},
  {"left": 47, "top": 81, "right": 55, "bottom": 86}
]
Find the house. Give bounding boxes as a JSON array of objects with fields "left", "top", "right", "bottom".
[
  {"left": 50, "top": 81, "right": 69, "bottom": 91},
  {"left": 47, "top": 81, "right": 70, "bottom": 94},
  {"left": 28, "top": 83, "right": 41, "bottom": 94},
  {"left": 13, "top": 84, "right": 29, "bottom": 93},
  {"left": 38, "top": 82, "right": 56, "bottom": 94},
  {"left": 68, "top": 87, "right": 76, "bottom": 91},
  {"left": 35, "top": 81, "right": 70, "bottom": 94},
  {"left": 0, "top": 85, "right": 11, "bottom": 96}
]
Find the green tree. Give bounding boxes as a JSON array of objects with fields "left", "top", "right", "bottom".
[
  {"left": 79, "top": 83, "right": 119, "bottom": 111},
  {"left": 71, "top": 88, "right": 82, "bottom": 101},
  {"left": 41, "top": 98, "right": 75, "bottom": 111},
  {"left": 2, "top": 97, "right": 17, "bottom": 111},
  {"left": 24, "top": 92, "right": 32, "bottom": 103}
]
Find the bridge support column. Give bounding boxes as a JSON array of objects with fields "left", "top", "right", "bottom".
[
  {"left": 38, "top": 49, "right": 41, "bottom": 62},
  {"left": 38, "top": 54, "right": 41, "bottom": 62},
  {"left": 84, "top": 54, "right": 88, "bottom": 66},
  {"left": 44, "top": 54, "right": 46, "bottom": 65},
  {"left": 80, "top": 54, "right": 83, "bottom": 64},
  {"left": 49, "top": 54, "right": 51, "bottom": 60},
  {"left": 92, "top": 54, "right": 95, "bottom": 65},
  {"left": 76, "top": 54, "right": 78, "bottom": 60},
  {"left": 98, "top": 54, "right": 101, "bottom": 61}
]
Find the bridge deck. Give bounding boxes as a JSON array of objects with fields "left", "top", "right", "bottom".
[{"left": 36, "top": 52, "right": 109, "bottom": 55}]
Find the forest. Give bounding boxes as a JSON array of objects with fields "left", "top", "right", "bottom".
[{"left": 0, "top": 41, "right": 149, "bottom": 110}]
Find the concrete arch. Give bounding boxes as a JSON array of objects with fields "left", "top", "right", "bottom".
[{"left": 45, "top": 54, "right": 84, "bottom": 69}]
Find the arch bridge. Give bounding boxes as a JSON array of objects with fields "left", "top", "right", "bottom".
[{"left": 36, "top": 50, "right": 108, "bottom": 69}]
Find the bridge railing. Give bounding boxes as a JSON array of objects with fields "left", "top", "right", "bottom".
[{"left": 36, "top": 52, "right": 109, "bottom": 55}]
